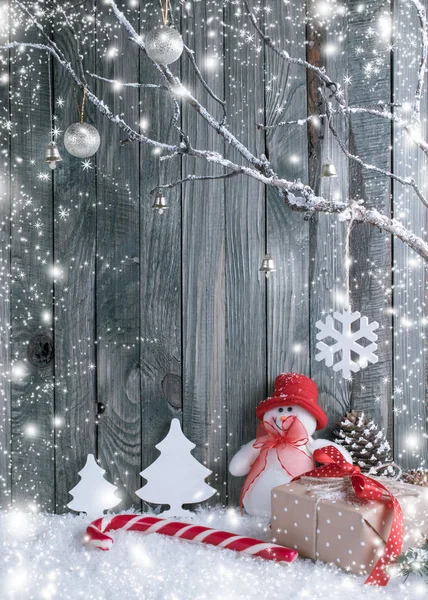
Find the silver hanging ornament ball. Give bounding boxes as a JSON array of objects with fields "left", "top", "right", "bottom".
[
  {"left": 45, "top": 141, "right": 62, "bottom": 170},
  {"left": 152, "top": 193, "right": 169, "bottom": 214},
  {"left": 145, "top": 25, "right": 184, "bottom": 65},
  {"left": 64, "top": 122, "right": 100, "bottom": 158},
  {"left": 321, "top": 160, "right": 338, "bottom": 177},
  {"left": 259, "top": 253, "right": 276, "bottom": 278}
]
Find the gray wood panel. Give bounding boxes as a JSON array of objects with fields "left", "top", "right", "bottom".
[
  {"left": 308, "top": 7, "right": 350, "bottom": 437},
  {"left": 181, "top": 0, "right": 227, "bottom": 505},
  {"left": 139, "top": 3, "right": 182, "bottom": 507},
  {"left": 0, "top": 14, "right": 11, "bottom": 509},
  {"left": 266, "top": 1, "right": 310, "bottom": 384},
  {"left": 393, "top": 3, "right": 428, "bottom": 468},
  {"left": 347, "top": 1, "right": 392, "bottom": 436},
  {"left": 2, "top": 0, "right": 428, "bottom": 511},
  {"left": 96, "top": 0, "right": 141, "bottom": 508},
  {"left": 9, "top": 25, "right": 55, "bottom": 509},
  {"left": 224, "top": 4, "right": 266, "bottom": 506},
  {"left": 53, "top": 2, "right": 97, "bottom": 513}
]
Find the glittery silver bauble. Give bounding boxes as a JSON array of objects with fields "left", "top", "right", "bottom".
[
  {"left": 64, "top": 122, "right": 100, "bottom": 158},
  {"left": 145, "top": 25, "right": 184, "bottom": 65}
]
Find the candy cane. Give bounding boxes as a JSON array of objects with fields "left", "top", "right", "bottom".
[{"left": 85, "top": 514, "right": 297, "bottom": 564}]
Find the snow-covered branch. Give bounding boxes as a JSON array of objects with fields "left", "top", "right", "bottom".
[
  {"left": 411, "top": 0, "right": 428, "bottom": 124},
  {"left": 151, "top": 171, "right": 242, "bottom": 195},
  {"left": 4, "top": 0, "right": 428, "bottom": 263}
]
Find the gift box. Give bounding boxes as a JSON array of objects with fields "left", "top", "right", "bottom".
[{"left": 271, "top": 474, "right": 428, "bottom": 578}]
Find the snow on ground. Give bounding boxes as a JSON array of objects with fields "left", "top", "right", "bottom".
[{"left": 0, "top": 507, "right": 426, "bottom": 600}]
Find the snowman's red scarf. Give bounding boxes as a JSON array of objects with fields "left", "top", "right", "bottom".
[{"left": 240, "top": 417, "right": 314, "bottom": 511}]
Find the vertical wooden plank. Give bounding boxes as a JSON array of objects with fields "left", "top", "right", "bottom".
[
  {"left": 393, "top": 1, "right": 428, "bottom": 468},
  {"left": 347, "top": 1, "right": 392, "bottom": 437},
  {"left": 9, "top": 15, "right": 55, "bottom": 510},
  {"left": 308, "top": 1, "right": 350, "bottom": 436},
  {"left": 224, "top": 4, "right": 266, "bottom": 506},
  {"left": 0, "top": 1, "right": 11, "bottom": 509},
  {"left": 181, "top": 0, "right": 227, "bottom": 503},
  {"left": 96, "top": 0, "right": 141, "bottom": 507},
  {"left": 139, "top": 3, "right": 182, "bottom": 498},
  {"left": 53, "top": 2, "right": 97, "bottom": 512},
  {"left": 265, "top": 4, "right": 310, "bottom": 383}
]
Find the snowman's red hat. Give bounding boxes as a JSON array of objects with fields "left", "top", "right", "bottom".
[{"left": 255, "top": 373, "right": 328, "bottom": 430}]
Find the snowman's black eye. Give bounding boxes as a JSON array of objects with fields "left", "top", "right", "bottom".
[
  {"left": 287, "top": 407, "right": 293, "bottom": 412},
  {"left": 278, "top": 407, "right": 284, "bottom": 413}
]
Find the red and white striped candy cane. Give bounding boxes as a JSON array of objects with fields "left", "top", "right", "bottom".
[{"left": 85, "top": 514, "right": 297, "bottom": 564}]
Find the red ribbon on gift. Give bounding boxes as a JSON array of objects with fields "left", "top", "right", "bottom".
[{"left": 296, "top": 445, "right": 404, "bottom": 587}]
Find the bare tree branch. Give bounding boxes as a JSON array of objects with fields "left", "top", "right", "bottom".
[
  {"left": 411, "top": 0, "right": 428, "bottom": 124},
  {"left": 151, "top": 170, "right": 241, "bottom": 195},
  {"left": 4, "top": 0, "right": 428, "bottom": 264},
  {"left": 322, "top": 96, "right": 428, "bottom": 208},
  {"left": 246, "top": 0, "right": 428, "bottom": 158},
  {"left": 183, "top": 45, "right": 227, "bottom": 124},
  {"left": 109, "top": 0, "right": 267, "bottom": 171}
]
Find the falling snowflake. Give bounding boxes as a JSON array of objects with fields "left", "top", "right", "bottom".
[
  {"left": 82, "top": 159, "right": 93, "bottom": 171},
  {"left": 315, "top": 308, "right": 379, "bottom": 379},
  {"left": 37, "top": 172, "right": 50, "bottom": 181}
]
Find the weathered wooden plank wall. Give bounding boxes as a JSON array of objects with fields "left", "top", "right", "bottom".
[
  {"left": 10, "top": 17, "right": 55, "bottom": 510},
  {"left": 181, "top": 0, "right": 227, "bottom": 504},
  {"left": 308, "top": 0, "right": 351, "bottom": 438},
  {"left": 393, "top": 1, "right": 428, "bottom": 469},
  {"left": 0, "top": 0, "right": 427, "bottom": 512},
  {"left": 225, "top": 3, "right": 266, "bottom": 506},
  {"left": 0, "top": 4, "right": 11, "bottom": 505},
  {"left": 53, "top": 0, "right": 97, "bottom": 512},
  {"left": 348, "top": 0, "right": 393, "bottom": 440},
  {"left": 96, "top": 0, "right": 141, "bottom": 510}
]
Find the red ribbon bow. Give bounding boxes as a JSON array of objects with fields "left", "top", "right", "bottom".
[
  {"left": 240, "top": 417, "right": 314, "bottom": 510},
  {"left": 297, "top": 445, "right": 404, "bottom": 586}
]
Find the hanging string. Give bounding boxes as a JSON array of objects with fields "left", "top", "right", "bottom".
[
  {"left": 343, "top": 78, "right": 353, "bottom": 311},
  {"left": 159, "top": 0, "right": 170, "bottom": 24},
  {"left": 344, "top": 208, "right": 355, "bottom": 311},
  {"left": 74, "top": 86, "right": 87, "bottom": 124},
  {"left": 47, "top": 55, "right": 53, "bottom": 141}
]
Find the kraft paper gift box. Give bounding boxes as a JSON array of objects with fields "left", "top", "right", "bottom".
[{"left": 271, "top": 476, "right": 428, "bottom": 576}]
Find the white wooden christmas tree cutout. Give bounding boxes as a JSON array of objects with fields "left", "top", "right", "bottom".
[
  {"left": 136, "top": 418, "right": 216, "bottom": 517},
  {"left": 67, "top": 454, "right": 121, "bottom": 521}
]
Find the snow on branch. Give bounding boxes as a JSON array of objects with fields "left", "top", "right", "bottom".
[{"left": 3, "top": 0, "right": 428, "bottom": 262}]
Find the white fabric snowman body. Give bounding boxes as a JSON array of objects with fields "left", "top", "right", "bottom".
[{"left": 229, "top": 373, "right": 352, "bottom": 518}]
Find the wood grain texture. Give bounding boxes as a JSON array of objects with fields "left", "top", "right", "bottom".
[
  {"left": 308, "top": 3, "right": 350, "bottom": 437},
  {"left": 265, "top": 0, "right": 310, "bottom": 385},
  {"left": 2, "top": 0, "right": 428, "bottom": 508},
  {"left": 393, "top": 2, "right": 428, "bottom": 468},
  {"left": 347, "top": 1, "right": 392, "bottom": 437},
  {"left": 0, "top": 11, "right": 11, "bottom": 509},
  {"left": 181, "top": 0, "right": 227, "bottom": 505},
  {"left": 53, "top": 1, "right": 97, "bottom": 513},
  {"left": 9, "top": 21, "right": 55, "bottom": 509},
  {"left": 96, "top": 0, "right": 141, "bottom": 508},
  {"left": 224, "top": 3, "right": 266, "bottom": 506},
  {"left": 139, "top": 3, "right": 182, "bottom": 508}
]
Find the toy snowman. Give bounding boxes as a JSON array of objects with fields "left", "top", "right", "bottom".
[{"left": 229, "top": 373, "right": 352, "bottom": 517}]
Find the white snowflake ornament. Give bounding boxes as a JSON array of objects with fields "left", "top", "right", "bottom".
[{"left": 315, "top": 308, "right": 379, "bottom": 379}]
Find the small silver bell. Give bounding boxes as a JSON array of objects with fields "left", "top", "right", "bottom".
[
  {"left": 259, "top": 253, "right": 276, "bottom": 278},
  {"left": 45, "top": 141, "right": 62, "bottom": 170},
  {"left": 320, "top": 160, "right": 338, "bottom": 177},
  {"left": 152, "top": 193, "right": 169, "bottom": 214}
]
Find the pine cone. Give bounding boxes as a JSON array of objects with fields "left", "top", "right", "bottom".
[
  {"left": 333, "top": 409, "right": 393, "bottom": 473},
  {"left": 403, "top": 469, "right": 428, "bottom": 487}
]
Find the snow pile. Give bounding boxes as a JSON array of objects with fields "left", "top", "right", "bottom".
[{"left": 0, "top": 507, "right": 425, "bottom": 600}]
